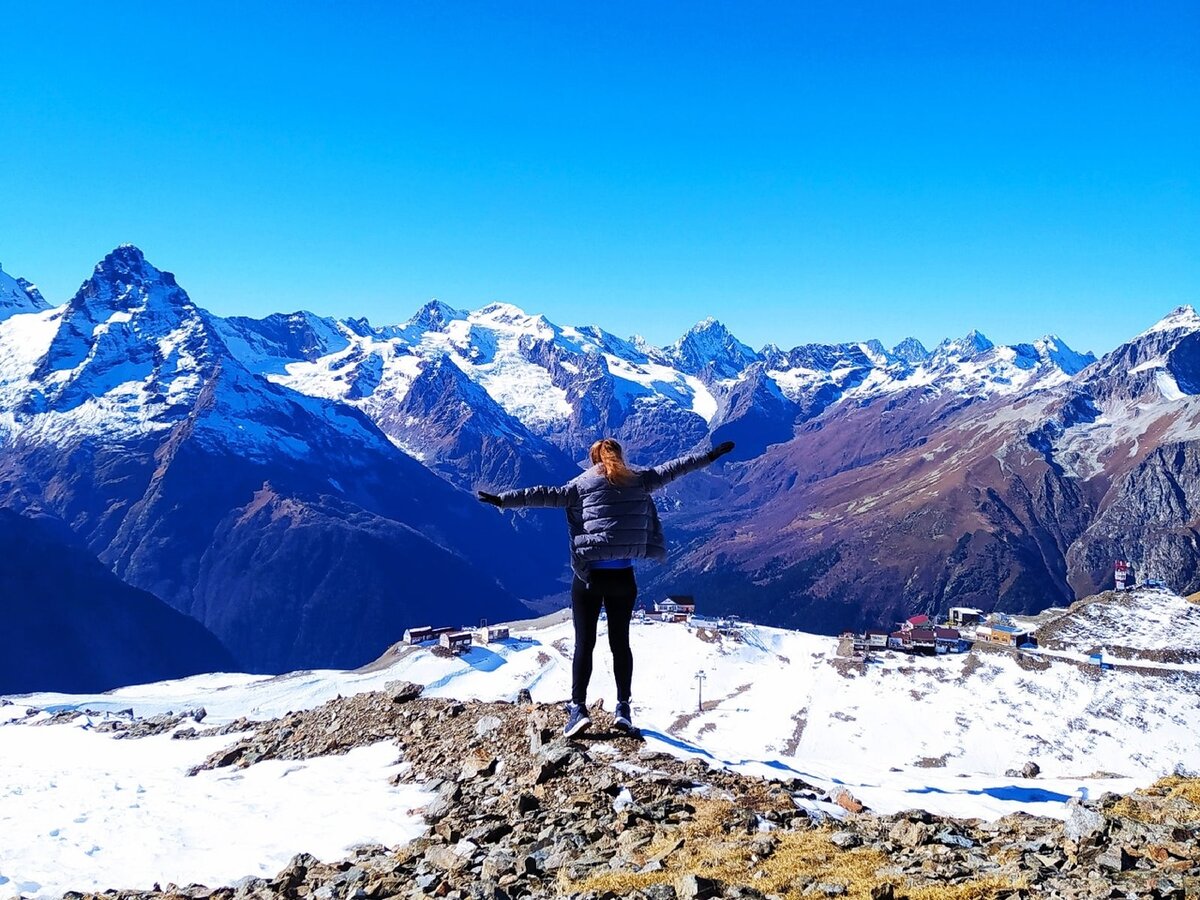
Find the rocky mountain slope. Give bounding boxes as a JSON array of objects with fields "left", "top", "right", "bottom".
[{"left": 0, "top": 508, "right": 234, "bottom": 694}]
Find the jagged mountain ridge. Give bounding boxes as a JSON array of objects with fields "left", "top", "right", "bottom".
[
  {"left": 1, "top": 244, "right": 1197, "bottom": 669},
  {"left": 214, "top": 290, "right": 1097, "bottom": 474}
]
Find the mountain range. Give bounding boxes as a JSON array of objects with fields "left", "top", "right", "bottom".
[{"left": 2, "top": 246, "right": 1198, "bottom": 680}]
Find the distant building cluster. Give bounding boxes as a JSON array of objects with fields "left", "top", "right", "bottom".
[
  {"left": 844, "top": 607, "right": 1038, "bottom": 658},
  {"left": 403, "top": 621, "right": 510, "bottom": 655}
]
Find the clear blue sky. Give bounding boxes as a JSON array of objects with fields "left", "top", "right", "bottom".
[{"left": 1, "top": 2, "right": 1196, "bottom": 355}]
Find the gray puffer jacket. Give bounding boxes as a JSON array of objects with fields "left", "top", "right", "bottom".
[{"left": 494, "top": 448, "right": 717, "bottom": 580}]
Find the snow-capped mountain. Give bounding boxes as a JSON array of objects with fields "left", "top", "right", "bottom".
[
  {"left": 2, "top": 244, "right": 1198, "bottom": 681},
  {"left": 214, "top": 293, "right": 1096, "bottom": 474},
  {"left": 0, "top": 248, "right": 545, "bottom": 675},
  {"left": 651, "top": 304, "right": 1200, "bottom": 633},
  {"left": 0, "top": 262, "right": 48, "bottom": 321}
]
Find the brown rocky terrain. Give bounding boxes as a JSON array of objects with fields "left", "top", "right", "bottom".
[{"left": 51, "top": 685, "right": 1200, "bottom": 900}]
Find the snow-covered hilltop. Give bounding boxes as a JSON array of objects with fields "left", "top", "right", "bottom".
[{"left": 3, "top": 588, "right": 1198, "bottom": 898}]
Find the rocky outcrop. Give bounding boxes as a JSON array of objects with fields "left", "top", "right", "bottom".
[
  {"left": 46, "top": 692, "right": 1200, "bottom": 900},
  {"left": 1068, "top": 441, "right": 1200, "bottom": 598}
]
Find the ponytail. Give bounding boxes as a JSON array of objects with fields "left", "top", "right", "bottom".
[{"left": 589, "top": 438, "right": 636, "bottom": 486}]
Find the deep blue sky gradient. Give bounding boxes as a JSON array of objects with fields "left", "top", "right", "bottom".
[{"left": 1, "top": 2, "right": 1196, "bottom": 354}]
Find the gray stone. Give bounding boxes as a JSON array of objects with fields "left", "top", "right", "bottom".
[
  {"left": 675, "top": 873, "right": 720, "bottom": 900},
  {"left": 829, "top": 831, "right": 861, "bottom": 849},
  {"left": 1096, "top": 843, "right": 1133, "bottom": 872},
  {"left": 887, "top": 820, "right": 933, "bottom": 848},
  {"left": 1063, "top": 801, "right": 1106, "bottom": 846},
  {"left": 385, "top": 680, "right": 424, "bottom": 703},
  {"left": 935, "top": 830, "right": 975, "bottom": 849},
  {"left": 475, "top": 715, "right": 503, "bottom": 738}
]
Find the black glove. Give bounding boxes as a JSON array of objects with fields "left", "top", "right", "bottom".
[
  {"left": 708, "top": 441, "right": 735, "bottom": 461},
  {"left": 477, "top": 491, "right": 503, "bottom": 507}
]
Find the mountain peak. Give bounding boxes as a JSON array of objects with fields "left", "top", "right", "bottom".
[
  {"left": 670, "top": 317, "right": 758, "bottom": 378},
  {"left": 891, "top": 337, "right": 930, "bottom": 364},
  {"left": 85, "top": 244, "right": 180, "bottom": 297},
  {"left": 0, "top": 264, "right": 51, "bottom": 321},
  {"left": 936, "top": 329, "right": 994, "bottom": 359},
  {"left": 407, "top": 299, "right": 466, "bottom": 333},
  {"left": 1143, "top": 305, "right": 1200, "bottom": 338},
  {"left": 1034, "top": 335, "right": 1095, "bottom": 375}
]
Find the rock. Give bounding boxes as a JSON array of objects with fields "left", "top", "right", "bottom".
[
  {"left": 459, "top": 750, "right": 497, "bottom": 780},
  {"left": 675, "top": 873, "right": 721, "bottom": 900},
  {"left": 869, "top": 886, "right": 897, "bottom": 900},
  {"left": 475, "top": 715, "right": 503, "bottom": 738},
  {"left": 516, "top": 688, "right": 533, "bottom": 705},
  {"left": 645, "top": 885, "right": 678, "bottom": 900},
  {"left": 424, "top": 844, "right": 471, "bottom": 872},
  {"left": 935, "top": 830, "right": 975, "bottom": 849},
  {"left": 385, "top": 680, "right": 424, "bottom": 703},
  {"left": 810, "top": 885, "right": 847, "bottom": 897},
  {"left": 515, "top": 792, "right": 539, "bottom": 814},
  {"left": 1022, "top": 761, "right": 1041, "bottom": 779},
  {"left": 1064, "top": 801, "right": 1106, "bottom": 846},
  {"left": 888, "top": 820, "right": 933, "bottom": 848},
  {"left": 829, "top": 831, "right": 861, "bottom": 849},
  {"left": 1096, "top": 844, "right": 1134, "bottom": 872},
  {"left": 830, "top": 788, "right": 864, "bottom": 814},
  {"left": 278, "top": 851, "right": 320, "bottom": 889}
]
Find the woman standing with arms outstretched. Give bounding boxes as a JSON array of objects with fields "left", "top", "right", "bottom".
[{"left": 478, "top": 438, "right": 735, "bottom": 737}]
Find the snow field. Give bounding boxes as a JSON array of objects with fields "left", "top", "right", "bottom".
[{"left": 0, "top": 718, "right": 427, "bottom": 900}]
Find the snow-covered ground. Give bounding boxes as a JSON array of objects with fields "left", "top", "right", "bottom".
[
  {"left": 6, "top": 595, "right": 1200, "bottom": 896},
  {"left": 0, "top": 714, "right": 427, "bottom": 899}
]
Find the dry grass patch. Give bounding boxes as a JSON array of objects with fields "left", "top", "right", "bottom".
[
  {"left": 1112, "top": 776, "right": 1200, "bottom": 825},
  {"left": 559, "top": 800, "right": 1024, "bottom": 899}
]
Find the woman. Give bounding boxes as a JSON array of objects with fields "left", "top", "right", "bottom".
[{"left": 478, "top": 437, "right": 735, "bottom": 737}]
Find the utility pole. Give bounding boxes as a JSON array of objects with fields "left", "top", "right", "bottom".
[{"left": 695, "top": 670, "right": 706, "bottom": 713}]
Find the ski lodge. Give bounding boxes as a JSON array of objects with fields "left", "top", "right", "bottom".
[
  {"left": 403, "top": 625, "right": 458, "bottom": 645},
  {"left": 439, "top": 630, "right": 474, "bottom": 654},
  {"left": 654, "top": 596, "right": 696, "bottom": 622},
  {"left": 474, "top": 623, "right": 510, "bottom": 645}
]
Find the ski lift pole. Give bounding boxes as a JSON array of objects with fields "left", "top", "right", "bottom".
[{"left": 695, "top": 670, "right": 706, "bottom": 713}]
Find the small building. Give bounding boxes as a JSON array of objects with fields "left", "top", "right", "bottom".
[
  {"left": 902, "top": 614, "right": 932, "bottom": 632},
  {"left": 976, "top": 623, "right": 1035, "bottom": 648},
  {"left": 865, "top": 629, "right": 890, "bottom": 650},
  {"left": 439, "top": 630, "right": 473, "bottom": 654},
  {"left": 947, "top": 607, "right": 983, "bottom": 628},
  {"left": 404, "top": 625, "right": 458, "bottom": 644},
  {"left": 654, "top": 596, "right": 696, "bottom": 623},
  {"left": 403, "top": 626, "right": 433, "bottom": 645},
  {"left": 887, "top": 630, "right": 909, "bottom": 651},
  {"left": 934, "top": 627, "right": 963, "bottom": 654},
  {"left": 908, "top": 628, "right": 937, "bottom": 655},
  {"left": 474, "top": 624, "right": 510, "bottom": 645}
]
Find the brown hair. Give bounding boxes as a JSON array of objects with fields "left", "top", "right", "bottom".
[{"left": 589, "top": 438, "right": 636, "bottom": 485}]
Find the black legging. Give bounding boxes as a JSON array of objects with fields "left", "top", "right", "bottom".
[{"left": 570, "top": 568, "right": 637, "bottom": 705}]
